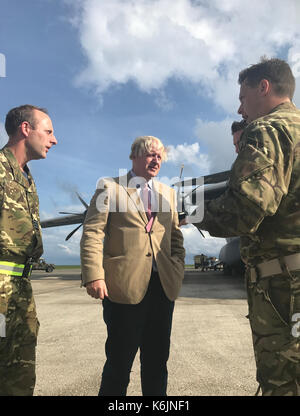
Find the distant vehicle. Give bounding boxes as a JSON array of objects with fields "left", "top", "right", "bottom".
[
  {"left": 32, "top": 258, "right": 55, "bottom": 273},
  {"left": 194, "top": 254, "right": 222, "bottom": 271},
  {"left": 194, "top": 254, "right": 205, "bottom": 269}
]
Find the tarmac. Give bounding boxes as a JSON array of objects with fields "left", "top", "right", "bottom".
[{"left": 31, "top": 268, "right": 258, "bottom": 396}]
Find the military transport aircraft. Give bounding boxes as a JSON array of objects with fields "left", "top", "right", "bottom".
[{"left": 40, "top": 171, "right": 243, "bottom": 274}]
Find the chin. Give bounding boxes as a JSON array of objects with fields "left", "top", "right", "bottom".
[
  {"left": 148, "top": 173, "right": 156, "bottom": 179},
  {"left": 148, "top": 169, "right": 159, "bottom": 177},
  {"left": 31, "top": 154, "right": 45, "bottom": 160}
]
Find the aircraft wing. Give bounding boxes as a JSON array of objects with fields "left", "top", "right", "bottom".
[
  {"left": 41, "top": 213, "right": 85, "bottom": 228},
  {"left": 198, "top": 181, "right": 228, "bottom": 202},
  {"left": 173, "top": 170, "right": 231, "bottom": 187}
]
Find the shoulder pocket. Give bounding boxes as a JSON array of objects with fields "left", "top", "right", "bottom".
[
  {"left": 230, "top": 144, "right": 273, "bottom": 185},
  {"left": 229, "top": 145, "right": 284, "bottom": 215}
]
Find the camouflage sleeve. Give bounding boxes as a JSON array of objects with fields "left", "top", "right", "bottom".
[
  {"left": 0, "top": 161, "right": 5, "bottom": 209},
  {"left": 0, "top": 185, "right": 3, "bottom": 210},
  {"left": 196, "top": 122, "right": 294, "bottom": 237}
]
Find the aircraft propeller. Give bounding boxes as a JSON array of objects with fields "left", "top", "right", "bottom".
[
  {"left": 64, "top": 192, "right": 88, "bottom": 241},
  {"left": 76, "top": 192, "right": 89, "bottom": 209},
  {"left": 176, "top": 164, "right": 186, "bottom": 221},
  {"left": 172, "top": 169, "right": 231, "bottom": 238},
  {"left": 65, "top": 223, "right": 84, "bottom": 241},
  {"left": 40, "top": 192, "right": 89, "bottom": 241}
]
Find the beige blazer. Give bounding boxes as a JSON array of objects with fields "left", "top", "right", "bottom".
[{"left": 80, "top": 173, "right": 185, "bottom": 304}]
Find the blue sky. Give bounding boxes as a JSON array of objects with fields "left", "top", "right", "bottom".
[{"left": 1, "top": 0, "right": 300, "bottom": 264}]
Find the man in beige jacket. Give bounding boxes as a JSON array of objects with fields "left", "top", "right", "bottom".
[{"left": 80, "top": 136, "right": 185, "bottom": 396}]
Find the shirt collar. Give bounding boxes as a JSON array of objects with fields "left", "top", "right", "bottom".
[{"left": 130, "top": 169, "right": 153, "bottom": 189}]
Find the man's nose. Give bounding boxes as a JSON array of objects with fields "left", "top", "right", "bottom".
[{"left": 51, "top": 135, "right": 58, "bottom": 145}]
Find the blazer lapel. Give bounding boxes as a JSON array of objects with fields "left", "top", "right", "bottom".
[
  {"left": 151, "top": 180, "right": 164, "bottom": 226},
  {"left": 153, "top": 180, "right": 173, "bottom": 226},
  {"left": 120, "top": 172, "right": 148, "bottom": 224}
]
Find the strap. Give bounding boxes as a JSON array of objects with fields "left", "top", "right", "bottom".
[
  {"left": 250, "top": 253, "right": 300, "bottom": 281},
  {"left": 0, "top": 260, "right": 32, "bottom": 277},
  {"left": 0, "top": 261, "right": 25, "bottom": 276}
]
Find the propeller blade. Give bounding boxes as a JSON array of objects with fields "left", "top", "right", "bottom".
[
  {"left": 199, "top": 229, "right": 205, "bottom": 238},
  {"left": 59, "top": 212, "right": 82, "bottom": 215},
  {"left": 177, "top": 164, "right": 187, "bottom": 218},
  {"left": 179, "top": 164, "right": 184, "bottom": 180},
  {"left": 65, "top": 223, "right": 83, "bottom": 241},
  {"left": 76, "top": 192, "right": 89, "bottom": 209}
]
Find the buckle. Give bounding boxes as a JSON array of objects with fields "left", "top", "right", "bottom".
[
  {"left": 22, "top": 257, "right": 33, "bottom": 278},
  {"left": 249, "top": 266, "right": 260, "bottom": 283}
]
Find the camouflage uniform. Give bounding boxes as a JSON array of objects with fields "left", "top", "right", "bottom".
[
  {"left": 0, "top": 147, "right": 43, "bottom": 396},
  {"left": 196, "top": 102, "right": 300, "bottom": 395}
]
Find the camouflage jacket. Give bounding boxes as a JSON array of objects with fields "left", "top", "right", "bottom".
[
  {"left": 197, "top": 102, "right": 300, "bottom": 266},
  {"left": 0, "top": 147, "right": 43, "bottom": 263}
]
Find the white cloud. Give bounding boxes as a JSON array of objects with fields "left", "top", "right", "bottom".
[
  {"left": 164, "top": 119, "right": 238, "bottom": 177},
  {"left": 195, "top": 118, "right": 236, "bottom": 172},
  {"left": 288, "top": 46, "right": 300, "bottom": 107},
  {"left": 57, "top": 243, "right": 77, "bottom": 256},
  {"left": 0, "top": 123, "right": 8, "bottom": 147},
  {"left": 164, "top": 122, "right": 237, "bottom": 177},
  {"left": 154, "top": 90, "right": 174, "bottom": 111},
  {"left": 181, "top": 224, "right": 226, "bottom": 263},
  {"left": 68, "top": 0, "right": 300, "bottom": 112},
  {"left": 40, "top": 208, "right": 83, "bottom": 264},
  {"left": 42, "top": 225, "right": 81, "bottom": 264},
  {"left": 166, "top": 142, "right": 210, "bottom": 174}
]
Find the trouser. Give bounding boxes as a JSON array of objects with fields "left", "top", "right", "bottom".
[
  {"left": 0, "top": 274, "right": 39, "bottom": 396},
  {"left": 99, "top": 270, "right": 175, "bottom": 396},
  {"left": 246, "top": 269, "right": 300, "bottom": 396}
]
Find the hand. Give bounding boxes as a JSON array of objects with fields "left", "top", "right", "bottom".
[
  {"left": 86, "top": 280, "right": 108, "bottom": 300},
  {"left": 179, "top": 218, "right": 188, "bottom": 226}
]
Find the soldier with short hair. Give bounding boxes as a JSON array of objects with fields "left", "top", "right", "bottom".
[
  {"left": 195, "top": 58, "right": 300, "bottom": 396},
  {"left": 0, "top": 105, "right": 57, "bottom": 395}
]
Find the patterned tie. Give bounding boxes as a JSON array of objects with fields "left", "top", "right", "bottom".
[{"left": 143, "top": 183, "right": 154, "bottom": 233}]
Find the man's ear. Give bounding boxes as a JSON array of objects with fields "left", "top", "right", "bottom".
[
  {"left": 20, "top": 121, "right": 31, "bottom": 138},
  {"left": 259, "top": 79, "right": 270, "bottom": 96}
]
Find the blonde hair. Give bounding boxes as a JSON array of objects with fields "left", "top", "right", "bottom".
[{"left": 129, "top": 136, "right": 168, "bottom": 161}]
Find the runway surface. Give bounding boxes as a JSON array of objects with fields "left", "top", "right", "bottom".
[{"left": 31, "top": 268, "right": 257, "bottom": 396}]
